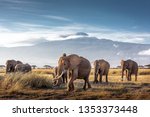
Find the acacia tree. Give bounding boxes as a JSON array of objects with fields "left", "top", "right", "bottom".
[
  {"left": 43, "top": 65, "right": 52, "bottom": 69},
  {"left": 145, "top": 64, "right": 150, "bottom": 68},
  {"left": 0, "top": 65, "right": 5, "bottom": 69},
  {"left": 31, "top": 65, "right": 37, "bottom": 69}
]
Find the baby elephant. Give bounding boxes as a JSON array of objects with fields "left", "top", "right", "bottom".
[
  {"left": 15, "top": 63, "right": 32, "bottom": 73},
  {"left": 93, "top": 59, "right": 110, "bottom": 83}
]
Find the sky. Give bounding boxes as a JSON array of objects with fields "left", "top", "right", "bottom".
[{"left": 0, "top": 0, "right": 150, "bottom": 47}]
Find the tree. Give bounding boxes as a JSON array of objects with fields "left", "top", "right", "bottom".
[
  {"left": 145, "top": 64, "right": 150, "bottom": 68},
  {"left": 138, "top": 65, "right": 144, "bottom": 69},
  {"left": 116, "top": 66, "right": 121, "bottom": 69},
  {"left": 0, "top": 65, "right": 5, "bottom": 69},
  {"left": 31, "top": 65, "right": 37, "bottom": 69}
]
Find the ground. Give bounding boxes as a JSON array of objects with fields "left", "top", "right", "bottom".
[{"left": 0, "top": 68, "right": 150, "bottom": 100}]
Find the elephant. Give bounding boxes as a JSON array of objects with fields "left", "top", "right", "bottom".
[
  {"left": 6, "top": 60, "right": 23, "bottom": 73},
  {"left": 15, "top": 63, "right": 32, "bottom": 73},
  {"left": 53, "top": 54, "right": 91, "bottom": 92},
  {"left": 93, "top": 59, "right": 110, "bottom": 83},
  {"left": 54, "top": 66, "right": 68, "bottom": 83},
  {"left": 121, "top": 59, "right": 138, "bottom": 81}
]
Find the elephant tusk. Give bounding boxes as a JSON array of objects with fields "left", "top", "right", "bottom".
[
  {"left": 53, "top": 70, "right": 67, "bottom": 86},
  {"left": 53, "top": 71, "right": 65, "bottom": 81}
]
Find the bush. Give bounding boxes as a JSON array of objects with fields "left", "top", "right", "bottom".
[
  {"left": 139, "top": 71, "right": 150, "bottom": 75},
  {"left": 1, "top": 72, "right": 53, "bottom": 91}
]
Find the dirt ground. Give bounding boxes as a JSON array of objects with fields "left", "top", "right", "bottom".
[{"left": 0, "top": 68, "right": 150, "bottom": 100}]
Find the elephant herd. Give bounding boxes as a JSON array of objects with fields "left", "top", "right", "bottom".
[
  {"left": 4, "top": 53, "right": 138, "bottom": 92},
  {"left": 53, "top": 54, "right": 139, "bottom": 92},
  {"left": 5, "top": 60, "right": 32, "bottom": 73}
]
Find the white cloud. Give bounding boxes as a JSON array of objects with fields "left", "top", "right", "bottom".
[
  {"left": 4, "top": 0, "right": 31, "bottom": 4},
  {"left": 89, "top": 32, "right": 149, "bottom": 43},
  {"left": 138, "top": 49, "right": 150, "bottom": 56},
  {"left": 116, "top": 52, "right": 120, "bottom": 55},
  {"left": 43, "top": 15, "right": 71, "bottom": 22},
  {"left": 0, "top": 26, "right": 10, "bottom": 32}
]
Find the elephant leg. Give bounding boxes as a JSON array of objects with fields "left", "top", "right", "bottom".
[
  {"left": 130, "top": 74, "right": 132, "bottom": 81},
  {"left": 106, "top": 74, "right": 108, "bottom": 83},
  {"left": 65, "top": 77, "right": 68, "bottom": 83},
  {"left": 135, "top": 74, "right": 137, "bottom": 81},
  {"left": 83, "top": 77, "right": 91, "bottom": 90},
  {"left": 128, "top": 71, "right": 132, "bottom": 81},
  {"left": 126, "top": 70, "right": 128, "bottom": 79},
  {"left": 83, "top": 78, "right": 87, "bottom": 90},
  {"left": 127, "top": 71, "right": 130, "bottom": 81},
  {"left": 99, "top": 73, "right": 102, "bottom": 83},
  {"left": 67, "top": 69, "right": 77, "bottom": 91},
  {"left": 68, "top": 79, "right": 75, "bottom": 91},
  {"left": 128, "top": 72, "right": 132, "bottom": 81},
  {"left": 93, "top": 73, "right": 98, "bottom": 84},
  {"left": 87, "top": 77, "right": 91, "bottom": 89},
  {"left": 62, "top": 76, "right": 65, "bottom": 83}
]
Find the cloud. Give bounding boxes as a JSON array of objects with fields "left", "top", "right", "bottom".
[
  {"left": 0, "top": 26, "right": 10, "bottom": 32},
  {"left": 43, "top": 15, "right": 71, "bottom": 22},
  {"left": 15, "top": 22, "right": 50, "bottom": 30},
  {"left": 138, "top": 49, "right": 150, "bottom": 56},
  {"left": 0, "top": 22, "right": 150, "bottom": 47},
  {"left": 4, "top": 0, "right": 31, "bottom": 4}
]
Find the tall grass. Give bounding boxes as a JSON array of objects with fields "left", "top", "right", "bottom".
[
  {"left": 139, "top": 69, "right": 150, "bottom": 75},
  {"left": 33, "top": 69, "right": 54, "bottom": 74},
  {"left": 1, "top": 72, "right": 53, "bottom": 91}
]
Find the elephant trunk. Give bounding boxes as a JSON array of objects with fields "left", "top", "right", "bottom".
[
  {"left": 6, "top": 66, "right": 8, "bottom": 73},
  {"left": 121, "top": 68, "right": 125, "bottom": 81},
  {"left": 6, "top": 66, "right": 11, "bottom": 73},
  {"left": 53, "top": 70, "right": 66, "bottom": 86},
  {"left": 94, "top": 67, "right": 99, "bottom": 83}
]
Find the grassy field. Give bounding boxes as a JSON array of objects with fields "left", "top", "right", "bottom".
[{"left": 0, "top": 68, "right": 150, "bottom": 100}]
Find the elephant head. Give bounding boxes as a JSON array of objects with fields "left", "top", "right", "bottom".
[
  {"left": 6, "top": 60, "right": 22, "bottom": 73},
  {"left": 53, "top": 54, "right": 81, "bottom": 86},
  {"left": 121, "top": 60, "right": 129, "bottom": 81}
]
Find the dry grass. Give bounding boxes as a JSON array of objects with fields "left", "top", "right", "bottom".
[
  {"left": 0, "top": 72, "right": 53, "bottom": 92},
  {"left": 0, "top": 68, "right": 149, "bottom": 100},
  {"left": 32, "top": 68, "right": 54, "bottom": 74}
]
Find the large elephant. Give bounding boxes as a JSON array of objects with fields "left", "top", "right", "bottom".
[
  {"left": 54, "top": 66, "right": 67, "bottom": 83},
  {"left": 6, "top": 60, "right": 22, "bottom": 73},
  {"left": 15, "top": 63, "right": 32, "bottom": 73},
  {"left": 93, "top": 59, "right": 110, "bottom": 83},
  {"left": 121, "top": 59, "right": 138, "bottom": 81},
  {"left": 53, "top": 54, "right": 91, "bottom": 91}
]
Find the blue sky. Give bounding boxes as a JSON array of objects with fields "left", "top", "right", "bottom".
[{"left": 0, "top": 0, "right": 150, "bottom": 46}]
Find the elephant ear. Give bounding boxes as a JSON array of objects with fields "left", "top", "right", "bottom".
[
  {"left": 121, "top": 60, "right": 125, "bottom": 67},
  {"left": 94, "top": 60, "right": 98, "bottom": 66},
  {"left": 124, "top": 61, "right": 130, "bottom": 68},
  {"left": 67, "top": 55, "right": 81, "bottom": 70}
]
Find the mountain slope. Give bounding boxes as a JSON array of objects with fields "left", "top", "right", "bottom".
[{"left": 0, "top": 37, "right": 150, "bottom": 67}]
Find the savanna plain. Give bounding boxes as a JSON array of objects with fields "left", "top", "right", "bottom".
[{"left": 0, "top": 68, "right": 150, "bottom": 100}]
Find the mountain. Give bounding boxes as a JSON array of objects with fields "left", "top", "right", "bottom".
[
  {"left": 0, "top": 37, "right": 150, "bottom": 67},
  {"left": 59, "top": 32, "right": 88, "bottom": 38}
]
